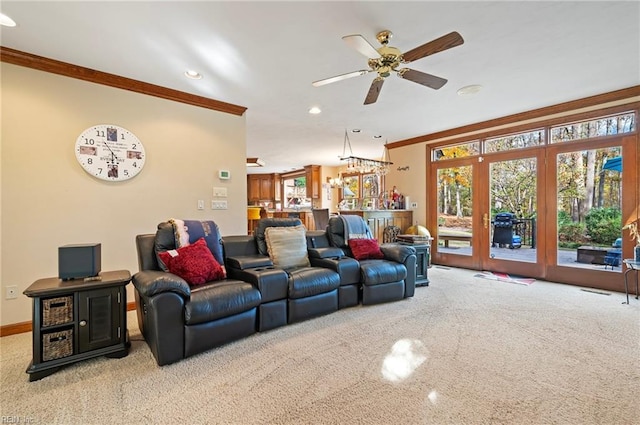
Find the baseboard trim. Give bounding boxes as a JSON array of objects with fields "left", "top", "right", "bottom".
[{"left": 1, "top": 301, "right": 137, "bottom": 337}]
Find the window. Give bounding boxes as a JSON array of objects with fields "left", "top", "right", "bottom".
[
  {"left": 433, "top": 141, "right": 480, "bottom": 161},
  {"left": 550, "top": 112, "right": 635, "bottom": 143},
  {"left": 484, "top": 130, "right": 544, "bottom": 152}
]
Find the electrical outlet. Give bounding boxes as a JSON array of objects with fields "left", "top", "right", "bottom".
[
  {"left": 411, "top": 202, "right": 418, "bottom": 209},
  {"left": 213, "top": 187, "right": 227, "bottom": 198},
  {"left": 197, "top": 200, "right": 205, "bottom": 210},
  {"left": 211, "top": 200, "right": 228, "bottom": 210},
  {"left": 6, "top": 285, "right": 18, "bottom": 300}
]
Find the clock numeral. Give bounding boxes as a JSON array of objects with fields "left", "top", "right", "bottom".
[
  {"left": 121, "top": 133, "right": 126, "bottom": 140},
  {"left": 83, "top": 137, "right": 95, "bottom": 145},
  {"left": 96, "top": 130, "right": 105, "bottom": 137},
  {"left": 98, "top": 168, "right": 103, "bottom": 175},
  {"left": 132, "top": 162, "right": 137, "bottom": 168},
  {"left": 87, "top": 158, "right": 93, "bottom": 165},
  {"left": 131, "top": 143, "right": 137, "bottom": 150},
  {"left": 124, "top": 170, "right": 130, "bottom": 177}
]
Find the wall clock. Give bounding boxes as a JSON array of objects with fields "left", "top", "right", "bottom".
[{"left": 75, "top": 124, "right": 145, "bottom": 181}]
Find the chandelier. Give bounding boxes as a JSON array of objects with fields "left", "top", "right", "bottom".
[
  {"left": 327, "top": 173, "right": 343, "bottom": 188},
  {"left": 339, "top": 130, "right": 392, "bottom": 176}
]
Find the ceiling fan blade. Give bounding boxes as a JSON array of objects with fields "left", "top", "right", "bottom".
[
  {"left": 402, "top": 31, "right": 464, "bottom": 63},
  {"left": 364, "top": 78, "right": 384, "bottom": 105},
  {"left": 312, "top": 70, "right": 370, "bottom": 87},
  {"left": 342, "top": 34, "right": 380, "bottom": 59},
  {"left": 398, "top": 69, "right": 447, "bottom": 90}
]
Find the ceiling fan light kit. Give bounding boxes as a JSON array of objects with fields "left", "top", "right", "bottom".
[{"left": 313, "top": 30, "right": 464, "bottom": 105}]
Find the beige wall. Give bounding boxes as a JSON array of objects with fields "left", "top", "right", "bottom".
[
  {"left": 1, "top": 63, "right": 247, "bottom": 326},
  {"left": 384, "top": 144, "right": 428, "bottom": 228}
]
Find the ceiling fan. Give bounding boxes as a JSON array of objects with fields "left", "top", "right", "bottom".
[{"left": 312, "top": 30, "right": 464, "bottom": 105}]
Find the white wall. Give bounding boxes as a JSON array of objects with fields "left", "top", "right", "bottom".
[{"left": 1, "top": 63, "right": 247, "bottom": 326}]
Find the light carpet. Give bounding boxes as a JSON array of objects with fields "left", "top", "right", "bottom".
[{"left": 1, "top": 266, "right": 639, "bottom": 424}]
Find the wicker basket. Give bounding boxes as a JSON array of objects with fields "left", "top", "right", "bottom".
[
  {"left": 42, "top": 329, "right": 73, "bottom": 361},
  {"left": 42, "top": 296, "right": 73, "bottom": 327}
]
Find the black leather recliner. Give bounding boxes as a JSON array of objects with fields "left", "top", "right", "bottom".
[
  {"left": 132, "top": 222, "right": 262, "bottom": 366},
  {"left": 226, "top": 218, "right": 341, "bottom": 325},
  {"left": 326, "top": 215, "right": 417, "bottom": 305}
]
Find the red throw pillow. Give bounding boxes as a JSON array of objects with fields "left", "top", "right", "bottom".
[
  {"left": 157, "top": 238, "right": 226, "bottom": 285},
  {"left": 348, "top": 238, "right": 385, "bottom": 261}
]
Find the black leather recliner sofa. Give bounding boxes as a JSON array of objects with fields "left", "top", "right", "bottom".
[{"left": 132, "top": 218, "right": 417, "bottom": 366}]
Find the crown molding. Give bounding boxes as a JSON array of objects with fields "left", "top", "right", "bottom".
[
  {"left": 0, "top": 46, "right": 247, "bottom": 116},
  {"left": 389, "top": 85, "right": 640, "bottom": 148}
]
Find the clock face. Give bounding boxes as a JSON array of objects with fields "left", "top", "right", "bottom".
[{"left": 75, "top": 124, "right": 145, "bottom": 181}]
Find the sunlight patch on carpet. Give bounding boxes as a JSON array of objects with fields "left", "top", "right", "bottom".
[
  {"left": 474, "top": 271, "right": 535, "bottom": 285},
  {"left": 381, "top": 339, "right": 427, "bottom": 383}
]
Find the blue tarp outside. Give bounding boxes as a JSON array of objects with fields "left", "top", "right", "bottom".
[{"left": 602, "top": 156, "right": 622, "bottom": 172}]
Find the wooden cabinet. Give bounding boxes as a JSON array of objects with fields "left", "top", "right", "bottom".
[
  {"left": 247, "top": 173, "right": 279, "bottom": 202},
  {"left": 23, "top": 270, "right": 130, "bottom": 381},
  {"left": 273, "top": 174, "right": 281, "bottom": 202},
  {"left": 272, "top": 211, "right": 315, "bottom": 230},
  {"left": 304, "top": 165, "right": 321, "bottom": 199},
  {"left": 339, "top": 210, "right": 413, "bottom": 244}
]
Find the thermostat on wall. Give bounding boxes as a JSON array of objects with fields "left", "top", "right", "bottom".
[{"left": 218, "top": 170, "right": 231, "bottom": 180}]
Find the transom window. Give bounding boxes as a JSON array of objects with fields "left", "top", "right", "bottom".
[
  {"left": 550, "top": 111, "right": 635, "bottom": 143},
  {"left": 484, "top": 130, "right": 544, "bottom": 153},
  {"left": 433, "top": 141, "right": 480, "bottom": 161}
]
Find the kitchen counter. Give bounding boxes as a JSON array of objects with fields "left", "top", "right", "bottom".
[{"left": 338, "top": 210, "right": 413, "bottom": 243}]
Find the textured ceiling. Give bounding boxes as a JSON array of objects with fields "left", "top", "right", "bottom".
[{"left": 2, "top": 1, "right": 638, "bottom": 173}]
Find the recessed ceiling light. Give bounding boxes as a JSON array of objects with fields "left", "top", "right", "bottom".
[
  {"left": 0, "top": 13, "right": 17, "bottom": 27},
  {"left": 457, "top": 84, "right": 483, "bottom": 96},
  {"left": 184, "top": 70, "right": 203, "bottom": 80},
  {"left": 351, "top": 129, "right": 361, "bottom": 133},
  {"left": 373, "top": 135, "right": 382, "bottom": 139},
  {"left": 308, "top": 106, "right": 321, "bottom": 114}
]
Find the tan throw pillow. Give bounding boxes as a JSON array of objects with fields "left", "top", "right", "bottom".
[{"left": 265, "top": 225, "right": 310, "bottom": 269}]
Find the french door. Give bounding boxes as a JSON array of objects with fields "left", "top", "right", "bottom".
[
  {"left": 430, "top": 150, "right": 544, "bottom": 278},
  {"left": 429, "top": 134, "right": 637, "bottom": 290},
  {"left": 544, "top": 135, "right": 636, "bottom": 291}
]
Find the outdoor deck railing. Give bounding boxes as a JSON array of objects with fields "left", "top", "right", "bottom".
[{"left": 513, "top": 218, "right": 536, "bottom": 248}]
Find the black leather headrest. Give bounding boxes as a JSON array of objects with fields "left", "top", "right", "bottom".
[
  {"left": 327, "top": 216, "right": 347, "bottom": 248},
  {"left": 154, "top": 221, "right": 177, "bottom": 271}
]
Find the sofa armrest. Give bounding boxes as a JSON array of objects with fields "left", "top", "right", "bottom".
[
  {"left": 308, "top": 247, "right": 344, "bottom": 260},
  {"left": 226, "top": 255, "right": 273, "bottom": 270},
  {"left": 132, "top": 270, "right": 191, "bottom": 298},
  {"left": 380, "top": 243, "right": 416, "bottom": 264}
]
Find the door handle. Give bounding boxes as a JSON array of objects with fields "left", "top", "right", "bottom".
[{"left": 483, "top": 213, "right": 489, "bottom": 229}]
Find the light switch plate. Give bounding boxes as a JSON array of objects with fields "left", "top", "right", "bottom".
[
  {"left": 213, "top": 187, "right": 228, "bottom": 198},
  {"left": 211, "top": 200, "right": 228, "bottom": 210}
]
